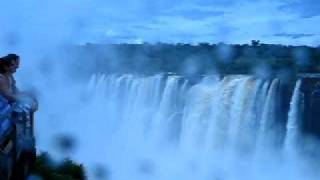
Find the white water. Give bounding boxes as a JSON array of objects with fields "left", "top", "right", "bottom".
[
  {"left": 284, "top": 80, "right": 303, "bottom": 154},
  {"left": 40, "top": 74, "right": 320, "bottom": 180}
]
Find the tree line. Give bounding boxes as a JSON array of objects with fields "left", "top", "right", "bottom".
[{"left": 64, "top": 41, "right": 320, "bottom": 77}]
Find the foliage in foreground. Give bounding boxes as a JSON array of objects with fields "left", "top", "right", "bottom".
[{"left": 30, "top": 152, "right": 86, "bottom": 180}]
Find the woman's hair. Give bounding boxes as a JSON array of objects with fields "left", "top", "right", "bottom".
[
  {"left": 5, "top": 54, "right": 19, "bottom": 61},
  {"left": 0, "top": 55, "right": 15, "bottom": 73}
]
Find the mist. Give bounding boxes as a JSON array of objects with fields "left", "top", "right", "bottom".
[{"left": 1, "top": 0, "right": 320, "bottom": 180}]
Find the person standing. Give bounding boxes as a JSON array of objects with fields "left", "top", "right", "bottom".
[
  {"left": 0, "top": 54, "right": 19, "bottom": 135},
  {"left": 0, "top": 54, "right": 37, "bottom": 122}
]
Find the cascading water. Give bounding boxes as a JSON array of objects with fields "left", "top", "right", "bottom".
[
  {"left": 256, "top": 79, "right": 280, "bottom": 151},
  {"left": 57, "top": 74, "right": 319, "bottom": 180},
  {"left": 284, "top": 80, "right": 303, "bottom": 155}
]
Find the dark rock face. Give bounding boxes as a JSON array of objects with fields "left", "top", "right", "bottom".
[
  {"left": 256, "top": 74, "right": 320, "bottom": 139},
  {"left": 299, "top": 75, "right": 320, "bottom": 138},
  {"left": 277, "top": 81, "right": 295, "bottom": 145}
]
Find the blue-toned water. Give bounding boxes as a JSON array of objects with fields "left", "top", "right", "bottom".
[{"left": 38, "top": 74, "right": 320, "bottom": 180}]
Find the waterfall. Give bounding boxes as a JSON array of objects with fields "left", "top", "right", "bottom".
[
  {"left": 79, "top": 74, "right": 318, "bottom": 180},
  {"left": 256, "top": 79, "right": 279, "bottom": 150},
  {"left": 87, "top": 74, "right": 301, "bottom": 151},
  {"left": 284, "top": 79, "right": 303, "bottom": 154}
]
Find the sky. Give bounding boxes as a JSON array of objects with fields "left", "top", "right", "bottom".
[{"left": 1, "top": 0, "right": 320, "bottom": 48}]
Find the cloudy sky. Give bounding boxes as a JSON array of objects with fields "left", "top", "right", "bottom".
[{"left": 1, "top": 0, "right": 320, "bottom": 46}]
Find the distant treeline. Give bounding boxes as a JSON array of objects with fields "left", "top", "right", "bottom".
[{"left": 64, "top": 41, "right": 320, "bottom": 77}]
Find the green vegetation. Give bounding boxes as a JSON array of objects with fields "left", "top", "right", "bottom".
[
  {"left": 64, "top": 41, "right": 320, "bottom": 78},
  {"left": 30, "top": 153, "right": 86, "bottom": 180}
]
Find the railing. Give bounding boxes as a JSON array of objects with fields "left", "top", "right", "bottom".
[{"left": 0, "top": 106, "right": 36, "bottom": 180}]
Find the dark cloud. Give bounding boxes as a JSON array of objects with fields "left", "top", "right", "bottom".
[
  {"left": 280, "top": 0, "right": 320, "bottom": 18},
  {"left": 132, "top": 25, "right": 156, "bottom": 30},
  {"left": 186, "top": 0, "right": 237, "bottom": 6},
  {"left": 170, "top": 33, "right": 209, "bottom": 39},
  {"left": 104, "top": 34, "right": 140, "bottom": 43},
  {"left": 168, "top": 9, "right": 226, "bottom": 20},
  {"left": 273, "top": 33, "right": 317, "bottom": 39}
]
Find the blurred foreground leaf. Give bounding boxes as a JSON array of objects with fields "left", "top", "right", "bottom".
[{"left": 30, "top": 152, "right": 86, "bottom": 180}]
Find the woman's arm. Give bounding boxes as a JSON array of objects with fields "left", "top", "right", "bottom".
[
  {"left": 10, "top": 76, "right": 38, "bottom": 111},
  {"left": 0, "top": 76, "right": 17, "bottom": 102}
]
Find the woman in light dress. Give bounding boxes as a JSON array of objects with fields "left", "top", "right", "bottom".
[{"left": 0, "top": 54, "right": 37, "bottom": 135}]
